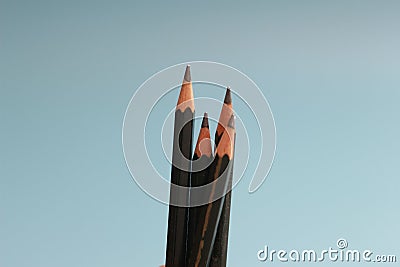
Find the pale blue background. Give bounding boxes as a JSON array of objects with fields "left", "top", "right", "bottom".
[{"left": 1, "top": 1, "right": 399, "bottom": 266}]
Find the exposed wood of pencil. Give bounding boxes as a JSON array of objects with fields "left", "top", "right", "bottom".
[
  {"left": 166, "top": 65, "right": 195, "bottom": 267},
  {"left": 186, "top": 113, "right": 214, "bottom": 266},
  {"left": 210, "top": 88, "right": 234, "bottom": 267},
  {"left": 193, "top": 115, "right": 235, "bottom": 267},
  {"left": 215, "top": 87, "right": 232, "bottom": 146},
  {"left": 177, "top": 65, "right": 195, "bottom": 112}
]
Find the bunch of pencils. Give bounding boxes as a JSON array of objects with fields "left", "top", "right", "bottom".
[{"left": 164, "top": 65, "right": 236, "bottom": 267}]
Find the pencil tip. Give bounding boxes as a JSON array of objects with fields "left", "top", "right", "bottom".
[
  {"left": 194, "top": 113, "right": 212, "bottom": 157},
  {"left": 201, "top": 113, "right": 209, "bottom": 128},
  {"left": 184, "top": 65, "right": 191, "bottom": 82},
  {"left": 224, "top": 87, "right": 232, "bottom": 104},
  {"left": 177, "top": 65, "right": 194, "bottom": 111}
]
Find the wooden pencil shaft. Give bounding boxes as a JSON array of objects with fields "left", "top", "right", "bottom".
[
  {"left": 210, "top": 132, "right": 235, "bottom": 267},
  {"left": 186, "top": 154, "right": 213, "bottom": 266},
  {"left": 209, "top": 158, "right": 234, "bottom": 267},
  {"left": 166, "top": 108, "right": 194, "bottom": 267},
  {"left": 209, "top": 87, "right": 233, "bottom": 267},
  {"left": 211, "top": 93, "right": 234, "bottom": 267}
]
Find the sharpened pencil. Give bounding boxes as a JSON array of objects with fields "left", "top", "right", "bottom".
[
  {"left": 165, "top": 65, "right": 195, "bottom": 267},
  {"left": 186, "top": 113, "right": 214, "bottom": 266},
  {"left": 210, "top": 88, "right": 234, "bottom": 267}
]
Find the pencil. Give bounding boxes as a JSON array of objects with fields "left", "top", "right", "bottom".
[
  {"left": 193, "top": 114, "right": 236, "bottom": 267},
  {"left": 186, "top": 113, "right": 214, "bottom": 266},
  {"left": 165, "top": 65, "right": 195, "bottom": 267},
  {"left": 210, "top": 88, "right": 234, "bottom": 267}
]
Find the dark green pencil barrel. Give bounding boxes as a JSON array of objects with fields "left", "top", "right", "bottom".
[
  {"left": 187, "top": 114, "right": 213, "bottom": 266},
  {"left": 210, "top": 88, "right": 234, "bottom": 267},
  {"left": 166, "top": 66, "right": 194, "bottom": 267}
]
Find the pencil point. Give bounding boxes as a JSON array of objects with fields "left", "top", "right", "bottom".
[
  {"left": 215, "top": 87, "right": 234, "bottom": 142},
  {"left": 224, "top": 87, "right": 232, "bottom": 105},
  {"left": 201, "top": 113, "right": 209, "bottom": 128},
  {"left": 177, "top": 66, "right": 195, "bottom": 112},
  {"left": 194, "top": 113, "right": 212, "bottom": 157},
  {"left": 184, "top": 65, "right": 191, "bottom": 82}
]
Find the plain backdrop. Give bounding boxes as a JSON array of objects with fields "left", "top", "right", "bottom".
[{"left": 1, "top": 1, "right": 399, "bottom": 266}]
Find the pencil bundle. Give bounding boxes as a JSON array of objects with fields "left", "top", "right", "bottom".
[{"left": 165, "top": 66, "right": 236, "bottom": 267}]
